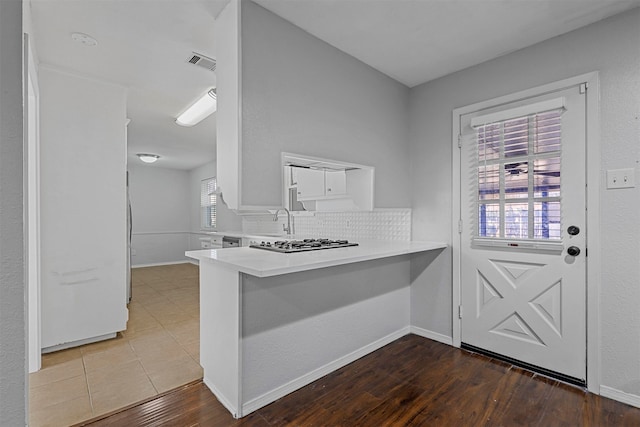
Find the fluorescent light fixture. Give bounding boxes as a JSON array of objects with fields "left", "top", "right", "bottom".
[
  {"left": 137, "top": 154, "right": 160, "bottom": 164},
  {"left": 175, "top": 89, "right": 216, "bottom": 127}
]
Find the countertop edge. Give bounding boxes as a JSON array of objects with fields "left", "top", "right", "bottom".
[{"left": 186, "top": 241, "right": 447, "bottom": 278}]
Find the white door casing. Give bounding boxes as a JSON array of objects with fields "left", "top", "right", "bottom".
[
  {"left": 24, "top": 33, "right": 42, "bottom": 373},
  {"left": 458, "top": 84, "right": 587, "bottom": 381}
]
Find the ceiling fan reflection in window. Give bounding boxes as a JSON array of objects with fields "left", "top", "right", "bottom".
[{"left": 504, "top": 162, "right": 560, "bottom": 177}]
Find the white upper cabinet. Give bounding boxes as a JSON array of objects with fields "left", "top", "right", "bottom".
[
  {"left": 295, "top": 168, "right": 326, "bottom": 200},
  {"left": 283, "top": 153, "right": 374, "bottom": 211},
  {"left": 294, "top": 168, "right": 347, "bottom": 201},
  {"left": 325, "top": 170, "right": 347, "bottom": 196}
]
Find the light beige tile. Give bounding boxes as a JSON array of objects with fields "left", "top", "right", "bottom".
[
  {"left": 127, "top": 309, "right": 161, "bottom": 326},
  {"left": 136, "top": 295, "right": 172, "bottom": 308},
  {"left": 130, "top": 285, "right": 160, "bottom": 298},
  {"left": 29, "top": 374, "right": 89, "bottom": 411},
  {"left": 126, "top": 319, "right": 163, "bottom": 334},
  {"left": 79, "top": 334, "right": 129, "bottom": 356},
  {"left": 146, "top": 280, "right": 178, "bottom": 292},
  {"left": 128, "top": 327, "right": 174, "bottom": 345},
  {"left": 82, "top": 342, "right": 138, "bottom": 372},
  {"left": 29, "top": 394, "right": 92, "bottom": 427},
  {"left": 157, "top": 288, "right": 191, "bottom": 300},
  {"left": 128, "top": 329, "right": 186, "bottom": 361},
  {"left": 173, "top": 297, "right": 199, "bottom": 310},
  {"left": 144, "top": 303, "right": 193, "bottom": 323},
  {"left": 86, "top": 359, "right": 148, "bottom": 392},
  {"left": 127, "top": 300, "right": 148, "bottom": 313},
  {"left": 134, "top": 340, "right": 191, "bottom": 365},
  {"left": 182, "top": 341, "right": 200, "bottom": 362},
  {"left": 189, "top": 307, "right": 201, "bottom": 320},
  {"left": 156, "top": 311, "right": 194, "bottom": 326},
  {"left": 120, "top": 321, "right": 163, "bottom": 340},
  {"left": 142, "top": 300, "right": 182, "bottom": 315},
  {"left": 90, "top": 374, "right": 157, "bottom": 416},
  {"left": 40, "top": 347, "right": 83, "bottom": 369},
  {"left": 29, "top": 358, "right": 85, "bottom": 388},
  {"left": 144, "top": 355, "right": 203, "bottom": 393},
  {"left": 165, "top": 319, "right": 199, "bottom": 346}
]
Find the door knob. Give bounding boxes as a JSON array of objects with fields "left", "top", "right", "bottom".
[
  {"left": 567, "top": 246, "right": 581, "bottom": 256},
  {"left": 567, "top": 226, "right": 580, "bottom": 236}
]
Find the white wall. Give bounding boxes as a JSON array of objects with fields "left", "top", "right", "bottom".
[
  {"left": 409, "top": 8, "right": 640, "bottom": 396},
  {"left": 128, "top": 164, "right": 191, "bottom": 266},
  {"left": 0, "top": 0, "right": 26, "bottom": 423},
  {"left": 237, "top": 0, "right": 411, "bottom": 208},
  {"left": 39, "top": 66, "right": 128, "bottom": 348}
]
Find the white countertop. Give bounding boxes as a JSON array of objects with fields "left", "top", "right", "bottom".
[{"left": 186, "top": 240, "right": 447, "bottom": 278}]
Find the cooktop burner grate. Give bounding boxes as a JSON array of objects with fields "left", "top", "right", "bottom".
[{"left": 250, "top": 238, "right": 358, "bottom": 253}]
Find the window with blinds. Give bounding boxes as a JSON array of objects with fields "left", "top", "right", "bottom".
[
  {"left": 201, "top": 177, "right": 217, "bottom": 230},
  {"left": 474, "top": 103, "right": 563, "bottom": 241}
]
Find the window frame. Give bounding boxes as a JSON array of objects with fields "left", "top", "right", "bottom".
[
  {"left": 473, "top": 107, "right": 564, "bottom": 245},
  {"left": 201, "top": 177, "right": 217, "bottom": 231}
]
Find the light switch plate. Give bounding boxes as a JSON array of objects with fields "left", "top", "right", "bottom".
[{"left": 606, "top": 168, "right": 635, "bottom": 189}]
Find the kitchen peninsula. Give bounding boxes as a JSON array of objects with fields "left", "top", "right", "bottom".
[{"left": 186, "top": 240, "right": 446, "bottom": 418}]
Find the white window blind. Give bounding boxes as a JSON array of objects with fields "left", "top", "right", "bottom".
[
  {"left": 201, "top": 177, "right": 217, "bottom": 230},
  {"left": 470, "top": 97, "right": 565, "bottom": 128},
  {"left": 473, "top": 105, "right": 563, "bottom": 242}
]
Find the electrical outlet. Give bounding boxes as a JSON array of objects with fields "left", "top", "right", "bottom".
[{"left": 606, "top": 168, "right": 635, "bottom": 189}]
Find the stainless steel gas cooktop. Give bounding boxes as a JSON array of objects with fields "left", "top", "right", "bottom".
[{"left": 250, "top": 238, "right": 358, "bottom": 253}]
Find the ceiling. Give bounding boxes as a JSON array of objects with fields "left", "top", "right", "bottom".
[
  {"left": 29, "top": 0, "right": 228, "bottom": 170},
  {"left": 29, "top": 0, "right": 640, "bottom": 170},
  {"left": 255, "top": 0, "right": 640, "bottom": 88}
]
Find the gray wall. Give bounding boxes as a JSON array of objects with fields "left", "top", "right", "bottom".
[
  {"left": 239, "top": 0, "right": 411, "bottom": 208},
  {"left": 129, "top": 164, "right": 191, "bottom": 266},
  {"left": 409, "top": 8, "right": 640, "bottom": 394},
  {"left": 0, "top": 0, "right": 26, "bottom": 424},
  {"left": 129, "top": 161, "right": 244, "bottom": 265}
]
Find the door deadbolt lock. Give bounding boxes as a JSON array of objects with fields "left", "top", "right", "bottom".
[
  {"left": 567, "top": 246, "right": 581, "bottom": 257},
  {"left": 567, "top": 226, "right": 580, "bottom": 236}
]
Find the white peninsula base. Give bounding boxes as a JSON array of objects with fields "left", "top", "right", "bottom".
[{"left": 187, "top": 240, "right": 446, "bottom": 418}]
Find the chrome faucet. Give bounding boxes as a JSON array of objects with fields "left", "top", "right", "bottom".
[{"left": 273, "top": 208, "right": 293, "bottom": 235}]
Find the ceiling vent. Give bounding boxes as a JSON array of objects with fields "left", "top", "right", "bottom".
[{"left": 187, "top": 52, "right": 216, "bottom": 72}]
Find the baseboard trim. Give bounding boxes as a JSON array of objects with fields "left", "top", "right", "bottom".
[
  {"left": 203, "top": 376, "right": 240, "bottom": 418},
  {"left": 132, "top": 260, "right": 191, "bottom": 268},
  {"left": 241, "top": 326, "right": 411, "bottom": 416},
  {"left": 600, "top": 385, "right": 640, "bottom": 409},
  {"left": 410, "top": 326, "right": 453, "bottom": 346}
]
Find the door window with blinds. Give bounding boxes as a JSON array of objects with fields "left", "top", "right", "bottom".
[
  {"left": 470, "top": 98, "right": 564, "bottom": 243},
  {"left": 201, "top": 177, "right": 217, "bottom": 230}
]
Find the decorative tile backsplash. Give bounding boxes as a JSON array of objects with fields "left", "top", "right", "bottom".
[{"left": 242, "top": 209, "right": 412, "bottom": 241}]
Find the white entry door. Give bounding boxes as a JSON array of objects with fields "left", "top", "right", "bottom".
[{"left": 459, "top": 84, "right": 587, "bottom": 382}]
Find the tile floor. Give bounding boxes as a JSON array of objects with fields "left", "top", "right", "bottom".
[{"left": 28, "top": 263, "right": 202, "bottom": 427}]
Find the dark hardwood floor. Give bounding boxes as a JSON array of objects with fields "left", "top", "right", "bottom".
[{"left": 79, "top": 334, "right": 640, "bottom": 426}]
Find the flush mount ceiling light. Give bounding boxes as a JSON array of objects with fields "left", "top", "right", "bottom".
[
  {"left": 137, "top": 154, "right": 160, "bottom": 164},
  {"left": 175, "top": 89, "right": 216, "bottom": 127},
  {"left": 71, "top": 32, "right": 98, "bottom": 47}
]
